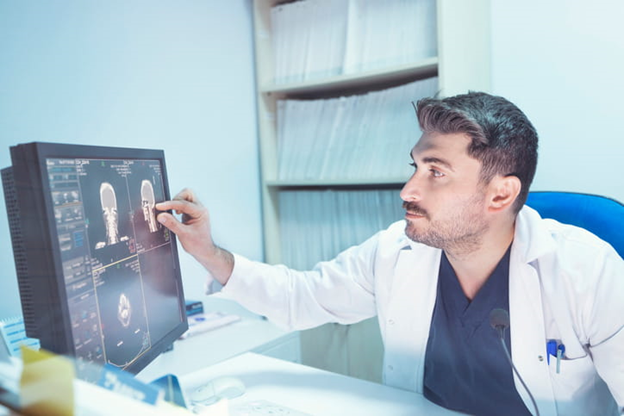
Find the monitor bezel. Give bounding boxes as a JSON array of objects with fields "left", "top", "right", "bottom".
[{"left": 7, "top": 141, "right": 188, "bottom": 375}]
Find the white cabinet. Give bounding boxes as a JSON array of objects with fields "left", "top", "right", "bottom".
[{"left": 251, "top": 0, "right": 490, "bottom": 382}]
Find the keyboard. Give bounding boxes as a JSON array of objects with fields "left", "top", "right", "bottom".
[{"left": 231, "top": 399, "right": 311, "bottom": 416}]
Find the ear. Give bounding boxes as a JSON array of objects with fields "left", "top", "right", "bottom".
[{"left": 486, "top": 175, "right": 521, "bottom": 213}]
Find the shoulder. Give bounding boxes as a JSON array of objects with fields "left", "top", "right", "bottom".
[
  {"left": 516, "top": 206, "right": 623, "bottom": 287},
  {"left": 517, "top": 206, "right": 619, "bottom": 258}
]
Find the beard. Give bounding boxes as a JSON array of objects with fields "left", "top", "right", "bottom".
[{"left": 403, "top": 192, "right": 490, "bottom": 254}]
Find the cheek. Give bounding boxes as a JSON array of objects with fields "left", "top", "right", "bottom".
[{"left": 438, "top": 192, "right": 484, "bottom": 217}]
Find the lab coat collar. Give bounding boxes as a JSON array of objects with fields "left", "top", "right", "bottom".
[
  {"left": 397, "top": 206, "right": 561, "bottom": 414},
  {"left": 513, "top": 205, "right": 558, "bottom": 263}
]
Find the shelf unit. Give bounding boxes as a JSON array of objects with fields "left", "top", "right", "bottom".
[{"left": 251, "top": 0, "right": 491, "bottom": 382}]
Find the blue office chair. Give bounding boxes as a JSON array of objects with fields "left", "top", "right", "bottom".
[{"left": 525, "top": 191, "right": 624, "bottom": 258}]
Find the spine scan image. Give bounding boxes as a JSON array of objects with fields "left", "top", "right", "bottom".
[
  {"left": 98, "top": 182, "right": 119, "bottom": 248},
  {"left": 96, "top": 182, "right": 128, "bottom": 249},
  {"left": 141, "top": 179, "right": 159, "bottom": 233}
]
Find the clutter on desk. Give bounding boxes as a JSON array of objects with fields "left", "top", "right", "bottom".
[
  {"left": 180, "top": 312, "right": 241, "bottom": 340},
  {"left": 20, "top": 346, "right": 74, "bottom": 415},
  {"left": 185, "top": 300, "right": 205, "bottom": 317},
  {"left": 0, "top": 346, "right": 201, "bottom": 415},
  {"left": 0, "top": 316, "right": 40, "bottom": 358}
]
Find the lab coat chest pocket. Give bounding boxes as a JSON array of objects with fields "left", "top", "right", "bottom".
[
  {"left": 549, "top": 352, "right": 594, "bottom": 389},
  {"left": 547, "top": 352, "right": 618, "bottom": 415}
]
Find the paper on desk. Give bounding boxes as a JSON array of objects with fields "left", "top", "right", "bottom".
[
  {"left": 180, "top": 313, "right": 241, "bottom": 339},
  {"left": 20, "top": 346, "right": 74, "bottom": 416}
]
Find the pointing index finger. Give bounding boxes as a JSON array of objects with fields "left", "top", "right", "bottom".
[{"left": 156, "top": 199, "right": 202, "bottom": 217}]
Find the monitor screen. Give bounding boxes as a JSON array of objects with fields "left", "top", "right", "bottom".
[{"left": 2, "top": 142, "right": 187, "bottom": 375}]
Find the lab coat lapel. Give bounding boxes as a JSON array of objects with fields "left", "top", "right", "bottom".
[
  {"left": 386, "top": 243, "right": 441, "bottom": 393},
  {"left": 509, "top": 207, "right": 557, "bottom": 416}
]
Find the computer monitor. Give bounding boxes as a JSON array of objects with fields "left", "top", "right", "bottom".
[{"left": 1, "top": 142, "right": 188, "bottom": 375}]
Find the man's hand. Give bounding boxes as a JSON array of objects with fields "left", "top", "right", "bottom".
[{"left": 156, "top": 188, "right": 234, "bottom": 285}]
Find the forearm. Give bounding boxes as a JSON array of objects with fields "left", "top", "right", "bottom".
[
  {"left": 222, "top": 253, "right": 377, "bottom": 331},
  {"left": 196, "top": 244, "right": 234, "bottom": 285}
]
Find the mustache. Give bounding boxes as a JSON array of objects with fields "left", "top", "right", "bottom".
[{"left": 402, "top": 201, "right": 428, "bottom": 217}]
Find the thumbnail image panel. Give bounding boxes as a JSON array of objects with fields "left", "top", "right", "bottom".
[
  {"left": 93, "top": 258, "right": 150, "bottom": 369},
  {"left": 139, "top": 245, "right": 184, "bottom": 342},
  {"left": 78, "top": 159, "right": 134, "bottom": 266},
  {"left": 126, "top": 160, "right": 170, "bottom": 252}
]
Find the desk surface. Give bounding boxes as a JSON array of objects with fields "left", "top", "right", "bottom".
[
  {"left": 136, "top": 295, "right": 297, "bottom": 383},
  {"left": 180, "top": 352, "right": 461, "bottom": 416}
]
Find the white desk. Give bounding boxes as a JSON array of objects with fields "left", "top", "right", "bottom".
[
  {"left": 180, "top": 352, "right": 462, "bottom": 416},
  {"left": 137, "top": 295, "right": 300, "bottom": 383}
]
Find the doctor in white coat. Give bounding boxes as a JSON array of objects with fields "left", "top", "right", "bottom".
[{"left": 157, "top": 92, "right": 624, "bottom": 415}]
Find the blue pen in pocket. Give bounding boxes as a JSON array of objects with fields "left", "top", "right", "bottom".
[{"left": 546, "top": 340, "right": 557, "bottom": 365}]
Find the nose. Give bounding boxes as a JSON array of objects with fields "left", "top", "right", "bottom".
[{"left": 400, "top": 171, "right": 422, "bottom": 202}]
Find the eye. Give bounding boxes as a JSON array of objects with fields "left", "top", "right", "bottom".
[
  {"left": 409, "top": 162, "right": 417, "bottom": 170},
  {"left": 430, "top": 169, "right": 444, "bottom": 178}
]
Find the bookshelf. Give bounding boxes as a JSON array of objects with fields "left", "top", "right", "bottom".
[{"left": 251, "top": 0, "right": 491, "bottom": 382}]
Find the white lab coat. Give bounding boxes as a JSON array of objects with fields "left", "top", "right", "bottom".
[{"left": 222, "top": 206, "right": 624, "bottom": 415}]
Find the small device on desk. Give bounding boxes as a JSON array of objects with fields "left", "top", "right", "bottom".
[{"left": 185, "top": 300, "right": 204, "bottom": 317}]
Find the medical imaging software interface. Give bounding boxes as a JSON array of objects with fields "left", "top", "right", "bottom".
[{"left": 48, "top": 157, "right": 184, "bottom": 370}]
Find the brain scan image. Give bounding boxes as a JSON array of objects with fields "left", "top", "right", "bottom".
[
  {"left": 141, "top": 180, "right": 159, "bottom": 233},
  {"left": 117, "top": 293, "right": 132, "bottom": 328}
]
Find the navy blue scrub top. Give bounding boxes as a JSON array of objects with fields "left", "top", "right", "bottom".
[{"left": 423, "top": 246, "right": 531, "bottom": 416}]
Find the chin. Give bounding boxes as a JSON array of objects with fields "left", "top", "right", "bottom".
[
  {"left": 405, "top": 224, "right": 424, "bottom": 243},
  {"left": 404, "top": 224, "right": 445, "bottom": 249}
]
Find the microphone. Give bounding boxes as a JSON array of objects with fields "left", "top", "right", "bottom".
[
  {"left": 489, "top": 308, "right": 540, "bottom": 416},
  {"left": 490, "top": 307, "right": 510, "bottom": 337}
]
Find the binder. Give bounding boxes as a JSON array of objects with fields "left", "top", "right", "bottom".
[
  {"left": 271, "top": 0, "right": 437, "bottom": 82},
  {"left": 0, "top": 316, "right": 40, "bottom": 358},
  {"left": 276, "top": 77, "right": 439, "bottom": 181}
]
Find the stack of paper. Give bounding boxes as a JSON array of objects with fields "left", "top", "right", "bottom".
[
  {"left": 279, "top": 188, "right": 404, "bottom": 270},
  {"left": 276, "top": 77, "right": 438, "bottom": 181},
  {"left": 270, "top": 0, "right": 437, "bottom": 84}
]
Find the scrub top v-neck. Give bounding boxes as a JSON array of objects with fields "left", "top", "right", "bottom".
[{"left": 423, "top": 246, "right": 531, "bottom": 416}]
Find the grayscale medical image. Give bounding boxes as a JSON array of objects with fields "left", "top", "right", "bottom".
[
  {"left": 92, "top": 259, "right": 150, "bottom": 368},
  {"left": 78, "top": 160, "right": 133, "bottom": 266},
  {"left": 126, "top": 161, "right": 170, "bottom": 253}
]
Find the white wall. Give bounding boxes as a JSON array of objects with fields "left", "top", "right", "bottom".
[
  {"left": 490, "top": 1, "right": 624, "bottom": 202},
  {"left": 0, "top": 1, "right": 262, "bottom": 319}
]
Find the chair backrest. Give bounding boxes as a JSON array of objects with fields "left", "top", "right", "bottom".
[{"left": 525, "top": 191, "right": 624, "bottom": 258}]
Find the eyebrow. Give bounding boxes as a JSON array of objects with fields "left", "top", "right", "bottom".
[{"left": 410, "top": 152, "right": 455, "bottom": 172}]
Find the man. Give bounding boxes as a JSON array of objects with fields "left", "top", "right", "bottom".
[{"left": 156, "top": 92, "right": 623, "bottom": 415}]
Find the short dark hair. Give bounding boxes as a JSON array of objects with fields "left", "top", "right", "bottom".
[{"left": 415, "top": 92, "right": 538, "bottom": 213}]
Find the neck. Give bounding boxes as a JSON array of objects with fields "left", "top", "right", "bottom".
[{"left": 444, "top": 220, "right": 515, "bottom": 300}]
